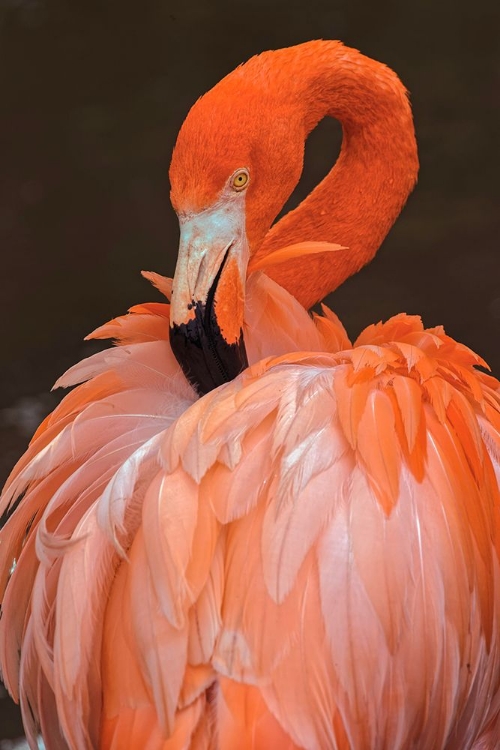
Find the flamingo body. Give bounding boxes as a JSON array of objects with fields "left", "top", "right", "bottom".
[{"left": 1, "top": 41, "right": 500, "bottom": 750}]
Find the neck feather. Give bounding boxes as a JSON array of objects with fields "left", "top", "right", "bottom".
[{"left": 253, "top": 41, "right": 419, "bottom": 309}]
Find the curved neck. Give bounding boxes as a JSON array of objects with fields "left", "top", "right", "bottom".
[{"left": 253, "top": 42, "right": 419, "bottom": 309}]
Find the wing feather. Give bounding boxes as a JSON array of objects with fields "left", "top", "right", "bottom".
[{"left": 2, "top": 270, "right": 500, "bottom": 750}]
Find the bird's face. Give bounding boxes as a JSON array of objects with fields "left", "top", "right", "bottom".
[
  {"left": 168, "top": 77, "right": 304, "bottom": 395},
  {"left": 168, "top": 163, "right": 251, "bottom": 396}
]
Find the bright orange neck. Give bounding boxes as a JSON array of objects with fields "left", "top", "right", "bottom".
[{"left": 253, "top": 42, "right": 419, "bottom": 309}]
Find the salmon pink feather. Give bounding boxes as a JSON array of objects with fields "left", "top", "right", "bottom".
[{"left": 1, "top": 40, "right": 500, "bottom": 750}]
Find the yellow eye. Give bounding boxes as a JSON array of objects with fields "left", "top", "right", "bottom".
[{"left": 231, "top": 169, "right": 249, "bottom": 191}]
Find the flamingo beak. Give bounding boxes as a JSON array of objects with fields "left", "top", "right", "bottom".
[{"left": 169, "top": 200, "right": 250, "bottom": 395}]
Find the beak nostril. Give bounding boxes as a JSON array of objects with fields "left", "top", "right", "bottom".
[{"left": 194, "top": 252, "right": 208, "bottom": 292}]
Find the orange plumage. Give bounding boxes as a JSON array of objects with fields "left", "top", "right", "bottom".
[{"left": 1, "top": 40, "right": 500, "bottom": 749}]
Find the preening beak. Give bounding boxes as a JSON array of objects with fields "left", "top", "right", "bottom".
[{"left": 169, "top": 199, "right": 250, "bottom": 396}]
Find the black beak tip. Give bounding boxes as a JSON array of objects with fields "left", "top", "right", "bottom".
[{"left": 170, "top": 308, "right": 248, "bottom": 396}]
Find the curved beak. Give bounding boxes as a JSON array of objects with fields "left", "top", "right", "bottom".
[{"left": 169, "top": 199, "right": 250, "bottom": 395}]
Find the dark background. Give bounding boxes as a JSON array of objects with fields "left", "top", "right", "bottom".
[{"left": 1, "top": 0, "right": 498, "bottom": 741}]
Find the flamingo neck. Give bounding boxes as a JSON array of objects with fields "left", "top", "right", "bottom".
[{"left": 254, "top": 42, "right": 419, "bottom": 309}]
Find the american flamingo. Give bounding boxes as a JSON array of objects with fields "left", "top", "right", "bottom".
[{"left": 1, "top": 40, "right": 500, "bottom": 749}]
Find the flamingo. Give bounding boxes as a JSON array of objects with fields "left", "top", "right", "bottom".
[{"left": 1, "top": 39, "right": 500, "bottom": 749}]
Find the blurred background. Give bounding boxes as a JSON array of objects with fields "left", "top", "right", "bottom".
[{"left": 0, "top": 0, "right": 498, "bottom": 741}]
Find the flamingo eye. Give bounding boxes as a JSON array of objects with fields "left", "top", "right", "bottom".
[{"left": 231, "top": 169, "right": 249, "bottom": 191}]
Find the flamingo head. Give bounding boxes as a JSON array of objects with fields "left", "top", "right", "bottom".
[{"left": 168, "top": 59, "right": 305, "bottom": 395}]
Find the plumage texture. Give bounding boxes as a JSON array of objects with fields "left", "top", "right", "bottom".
[{"left": 1, "top": 40, "right": 500, "bottom": 750}]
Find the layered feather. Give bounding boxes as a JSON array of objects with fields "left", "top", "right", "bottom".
[{"left": 1, "top": 272, "right": 500, "bottom": 750}]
